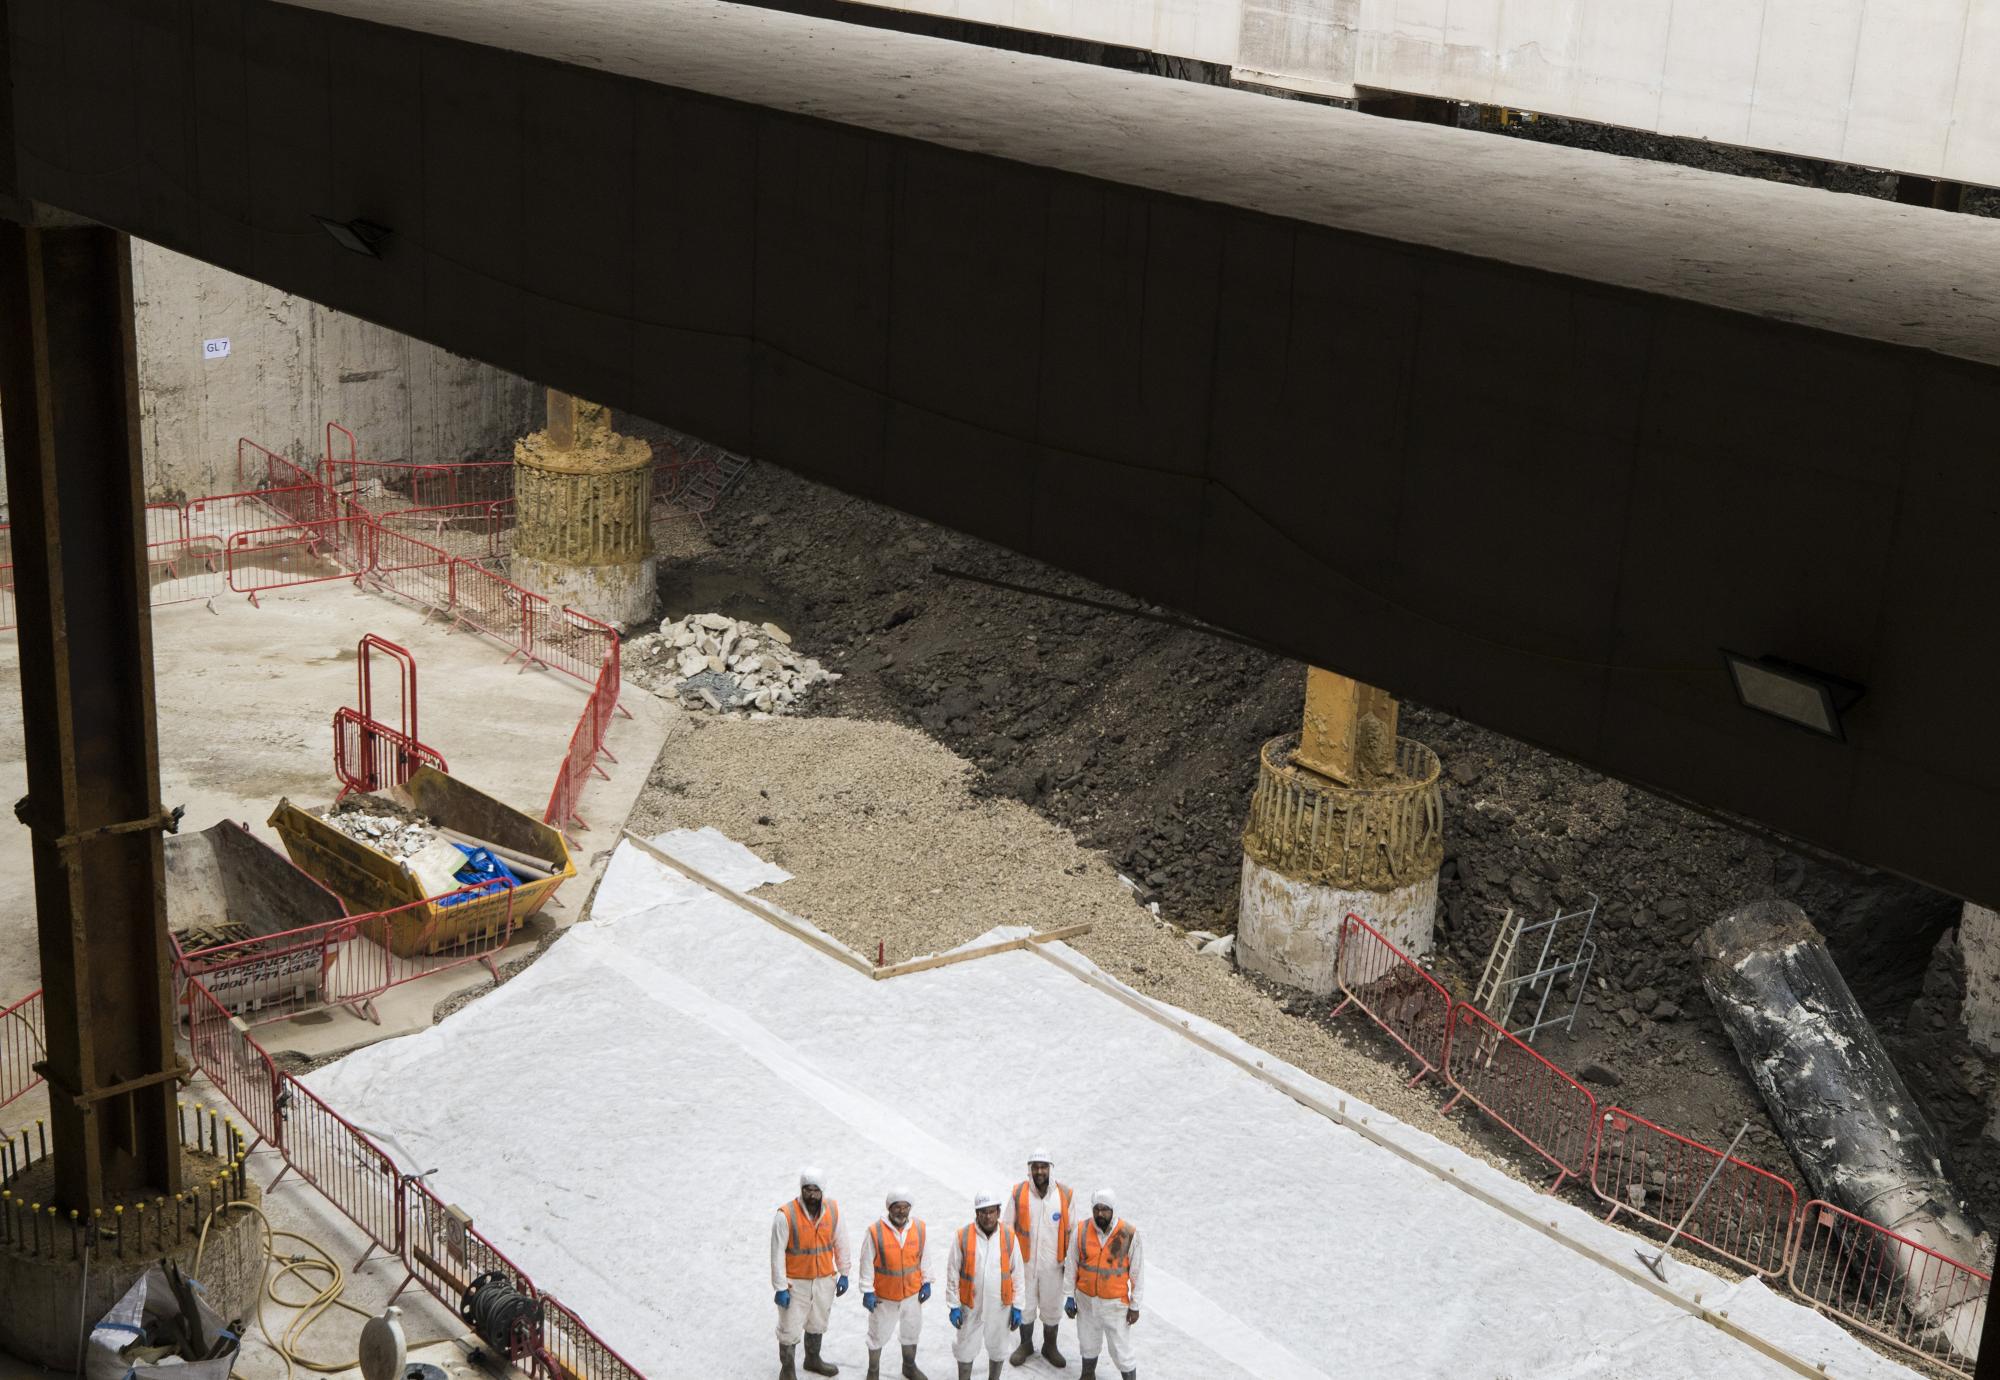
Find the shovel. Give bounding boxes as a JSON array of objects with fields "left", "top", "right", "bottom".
[{"left": 1637, "top": 1120, "right": 1750, "bottom": 1282}]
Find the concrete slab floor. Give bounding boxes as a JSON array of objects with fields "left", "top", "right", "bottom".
[{"left": 0, "top": 580, "right": 671, "bottom": 1062}]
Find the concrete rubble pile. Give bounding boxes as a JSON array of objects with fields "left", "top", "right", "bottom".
[
  {"left": 628, "top": 612, "right": 839, "bottom": 715},
  {"left": 323, "top": 810, "right": 441, "bottom": 859}
]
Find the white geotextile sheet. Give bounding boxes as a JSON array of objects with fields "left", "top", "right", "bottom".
[{"left": 310, "top": 837, "right": 1921, "bottom": 1380}]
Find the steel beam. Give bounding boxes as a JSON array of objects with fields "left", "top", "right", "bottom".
[{"left": 0, "top": 215, "right": 180, "bottom": 1212}]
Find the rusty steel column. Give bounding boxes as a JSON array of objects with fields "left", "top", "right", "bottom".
[{"left": 0, "top": 212, "right": 181, "bottom": 1212}]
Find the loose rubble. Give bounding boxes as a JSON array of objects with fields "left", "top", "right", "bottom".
[
  {"left": 324, "top": 795, "right": 441, "bottom": 858},
  {"left": 628, "top": 613, "right": 839, "bottom": 715}
]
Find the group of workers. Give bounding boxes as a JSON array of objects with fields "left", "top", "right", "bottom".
[{"left": 768, "top": 1151, "right": 1145, "bottom": 1380}]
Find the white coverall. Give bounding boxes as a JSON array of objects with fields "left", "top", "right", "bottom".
[
  {"left": 1012, "top": 1182, "right": 1072, "bottom": 1326},
  {"left": 1063, "top": 1220, "right": 1146, "bottom": 1374},
  {"left": 770, "top": 1201, "right": 853, "bottom": 1346},
  {"left": 857, "top": 1218, "right": 930, "bottom": 1351},
  {"left": 944, "top": 1225, "right": 1023, "bottom": 1364}
]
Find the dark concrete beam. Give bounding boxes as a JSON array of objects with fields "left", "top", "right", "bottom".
[{"left": 6, "top": 0, "right": 2000, "bottom": 906}]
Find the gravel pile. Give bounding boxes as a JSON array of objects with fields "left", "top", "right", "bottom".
[{"left": 628, "top": 613, "right": 839, "bottom": 714}]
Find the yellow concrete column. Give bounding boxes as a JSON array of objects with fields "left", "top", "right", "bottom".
[
  {"left": 511, "top": 392, "right": 657, "bottom": 626},
  {"left": 1296, "top": 667, "right": 1400, "bottom": 786}
]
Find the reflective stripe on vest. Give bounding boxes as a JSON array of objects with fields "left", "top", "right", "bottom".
[
  {"left": 1013, "top": 1181, "right": 1073, "bottom": 1258},
  {"left": 870, "top": 1220, "right": 926, "bottom": 1303},
  {"left": 1076, "top": 1219, "right": 1133, "bottom": 1304},
  {"left": 956, "top": 1223, "right": 1016, "bottom": 1308},
  {"left": 783, "top": 1198, "right": 841, "bottom": 1280}
]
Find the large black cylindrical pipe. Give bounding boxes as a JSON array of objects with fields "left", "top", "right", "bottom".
[{"left": 1698, "top": 900, "right": 1988, "bottom": 1352}]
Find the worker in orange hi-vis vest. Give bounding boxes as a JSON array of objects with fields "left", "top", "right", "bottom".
[
  {"left": 944, "top": 1192, "right": 1025, "bottom": 1380},
  {"left": 1061, "top": 1190, "right": 1145, "bottom": 1380},
  {"left": 771, "top": 1168, "right": 852, "bottom": 1380},
  {"left": 1007, "top": 1149, "right": 1074, "bottom": 1369},
  {"left": 859, "top": 1188, "right": 934, "bottom": 1380}
]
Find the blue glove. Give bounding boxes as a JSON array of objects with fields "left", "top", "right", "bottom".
[
  {"left": 863, "top": 1292, "right": 878, "bottom": 1312},
  {"left": 774, "top": 1289, "right": 792, "bottom": 1308},
  {"left": 1010, "top": 1306, "right": 1023, "bottom": 1329},
  {"left": 1064, "top": 1296, "right": 1078, "bottom": 1319},
  {"left": 950, "top": 1307, "right": 966, "bottom": 1329},
  {"left": 836, "top": 1274, "right": 849, "bottom": 1297},
  {"left": 919, "top": 1282, "right": 932, "bottom": 1303}
]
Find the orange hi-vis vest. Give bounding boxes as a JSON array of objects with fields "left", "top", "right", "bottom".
[
  {"left": 782, "top": 1198, "right": 842, "bottom": 1280},
  {"left": 1076, "top": 1218, "right": 1134, "bottom": 1304},
  {"left": 1013, "top": 1181, "right": 1073, "bottom": 1257},
  {"left": 868, "top": 1219, "right": 927, "bottom": 1303},
  {"left": 956, "top": 1223, "right": 1017, "bottom": 1308}
]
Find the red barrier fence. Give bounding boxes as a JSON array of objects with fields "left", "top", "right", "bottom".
[
  {"left": 0, "top": 987, "right": 44, "bottom": 1110},
  {"left": 545, "top": 621, "right": 621, "bottom": 832},
  {"left": 184, "top": 977, "right": 283, "bottom": 1149},
  {"left": 1592, "top": 1106, "right": 1798, "bottom": 1278},
  {"left": 275, "top": 1072, "right": 404, "bottom": 1259},
  {"left": 539, "top": 1296, "right": 648, "bottom": 1380},
  {"left": 226, "top": 516, "right": 367, "bottom": 604},
  {"left": 1331, "top": 913, "right": 1452, "bottom": 1085},
  {"left": 1442, "top": 1003, "right": 1600, "bottom": 1193},
  {"left": 1790, "top": 1198, "right": 1988, "bottom": 1373},
  {"left": 334, "top": 705, "right": 449, "bottom": 799}
]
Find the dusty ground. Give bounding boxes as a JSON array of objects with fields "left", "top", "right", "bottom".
[{"left": 615, "top": 431, "right": 1998, "bottom": 1231}]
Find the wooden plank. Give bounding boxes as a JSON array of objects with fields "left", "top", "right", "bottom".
[
  {"left": 618, "top": 831, "right": 876, "bottom": 978},
  {"left": 1023, "top": 940, "right": 1832, "bottom": 1380},
  {"left": 870, "top": 923, "right": 1094, "bottom": 980}
]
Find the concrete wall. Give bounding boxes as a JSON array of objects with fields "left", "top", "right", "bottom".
[
  {"left": 834, "top": 0, "right": 2000, "bottom": 188},
  {"left": 0, "top": 240, "right": 537, "bottom": 504}
]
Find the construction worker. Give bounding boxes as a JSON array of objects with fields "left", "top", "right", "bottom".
[
  {"left": 772, "top": 1167, "right": 852, "bottom": 1379},
  {"left": 1062, "top": 1190, "right": 1144, "bottom": 1380},
  {"left": 860, "top": 1188, "right": 933, "bottom": 1380},
  {"left": 945, "top": 1191, "right": 1024, "bottom": 1380},
  {"left": 1008, "top": 1150, "right": 1073, "bottom": 1368}
]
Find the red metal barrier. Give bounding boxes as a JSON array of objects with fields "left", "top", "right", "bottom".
[
  {"left": 1790, "top": 1198, "right": 1987, "bottom": 1375},
  {"left": 184, "top": 977, "right": 283, "bottom": 1149},
  {"left": 0, "top": 988, "right": 44, "bottom": 1110},
  {"left": 334, "top": 707, "right": 449, "bottom": 799},
  {"left": 1443, "top": 1003, "right": 1600, "bottom": 1192},
  {"left": 226, "top": 517, "right": 367, "bottom": 604},
  {"left": 0, "top": 563, "right": 14, "bottom": 632},
  {"left": 544, "top": 617, "right": 621, "bottom": 833},
  {"left": 240, "top": 437, "right": 317, "bottom": 493},
  {"left": 177, "top": 917, "right": 345, "bottom": 1024},
  {"left": 1592, "top": 1107, "right": 1797, "bottom": 1277},
  {"left": 275, "top": 1073, "right": 404, "bottom": 1261},
  {"left": 398, "top": 1176, "right": 541, "bottom": 1336},
  {"left": 1331, "top": 913, "right": 1453, "bottom": 1085},
  {"left": 371, "top": 527, "right": 457, "bottom": 613},
  {"left": 538, "top": 1296, "right": 647, "bottom": 1380},
  {"left": 525, "top": 603, "right": 615, "bottom": 687},
  {"left": 376, "top": 500, "right": 513, "bottom": 563},
  {"left": 451, "top": 560, "right": 539, "bottom": 653}
]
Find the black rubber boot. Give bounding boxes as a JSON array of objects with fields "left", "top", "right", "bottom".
[
  {"left": 955, "top": 1364, "right": 972, "bottom": 1380},
  {"left": 1041, "top": 1325, "right": 1066, "bottom": 1368},
  {"left": 779, "top": 1343, "right": 798, "bottom": 1380},
  {"left": 804, "top": 1333, "right": 840, "bottom": 1376},
  {"left": 900, "top": 1344, "right": 930, "bottom": 1380},
  {"left": 987, "top": 1364, "right": 1003, "bottom": 1380},
  {"left": 1120, "top": 1372, "right": 1136, "bottom": 1379},
  {"left": 866, "top": 1351, "right": 882, "bottom": 1380},
  {"left": 1009, "top": 1326, "right": 1035, "bottom": 1367},
  {"left": 1078, "top": 1361, "right": 1097, "bottom": 1379}
]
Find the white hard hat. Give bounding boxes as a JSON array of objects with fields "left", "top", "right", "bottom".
[
  {"left": 1027, "top": 1148, "right": 1052, "bottom": 1166},
  {"left": 973, "top": 1191, "right": 1002, "bottom": 1211},
  {"left": 800, "top": 1167, "right": 825, "bottom": 1190},
  {"left": 1092, "top": 1189, "right": 1116, "bottom": 1210},
  {"left": 886, "top": 1187, "right": 911, "bottom": 1210}
]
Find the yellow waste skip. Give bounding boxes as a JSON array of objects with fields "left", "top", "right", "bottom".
[{"left": 269, "top": 767, "right": 575, "bottom": 958}]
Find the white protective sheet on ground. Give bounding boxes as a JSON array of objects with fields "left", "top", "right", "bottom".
[{"left": 311, "top": 837, "right": 1922, "bottom": 1380}]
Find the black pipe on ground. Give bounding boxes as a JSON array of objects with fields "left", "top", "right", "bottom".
[{"left": 1698, "top": 899, "right": 1989, "bottom": 1354}]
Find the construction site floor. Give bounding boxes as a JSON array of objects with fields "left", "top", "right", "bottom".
[
  {"left": 0, "top": 582, "right": 671, "bottom": 1062},
  {"left": 304, "top": 833, "right": 1923, "bottom": 1380}
]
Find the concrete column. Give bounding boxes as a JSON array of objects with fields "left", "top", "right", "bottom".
[
  {"left": 511, "top": 392, "right": 658, "bottom": 627},
  {"left": 0, "top": 210, "right": 179, "bottom": 1212},
  {"left": 1237, "top": 671, "right": 1444, "bottom": 992}
]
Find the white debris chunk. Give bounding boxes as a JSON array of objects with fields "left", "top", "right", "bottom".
[{"left": 629, "top": 612, "right": 841, "bottom": 717}]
